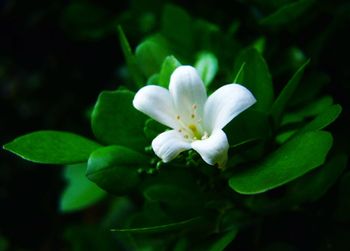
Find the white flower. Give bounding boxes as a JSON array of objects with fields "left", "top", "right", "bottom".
[{"left": 133, "top": 66, "right": 256, "bottom": 168}]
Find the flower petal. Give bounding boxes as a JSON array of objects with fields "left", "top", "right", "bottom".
[
  {"left": 133, "top": 85, "right": 178, "bottom": 129},
  {"left": 204, "top": 84, "right": 256, "bottom": 132},
  {"left": 191, "top": 129, "right": 229, "bottom": 168},
  {"left": 169, "top": 66, "right": 207, "bottom": 122},
  {"left": 152, "top": 130, "right": 191, "bottom": 163}
]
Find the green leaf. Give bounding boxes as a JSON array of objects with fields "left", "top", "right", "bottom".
[
  {"left": 233, "top": 47, "right": 273, "bottom": 112},
  {"left": 117, "top": 26, "right": 144, "bottom": 88},
  {"left": 270, "top": 59, "right": 310, "bottom": 126},
  {"left": 286, "top": 154, "right": 347, "bottom": 204},
  {"left": 208, "top": 230, "right": 238, "bottom": 251},
  {"left": 135, "top": 35, "right": 170, "bottom": 78},
  {"left": 195, "top": 52, "right": 218, "bottom": 86},
  {"left": 3, "top": 131, "right": 100, "bottom": 164},
  {"left": 229, "top": 131, "right": 333, "bottom": 194},
  {"left": 161, "top": 4, "right": 193, "bottom": 50},
  {"left": 61, "top": 2, "right": 114, "bottom": 40},
  {"left": 144, "top": 119, "right": 167, "bottom": 141},
  {"left": 143, "top": 184, "right": 204, "bottom": 215},
  {"left": 335, "top": 172, "right": 350, "bottom": 221},
  {"left": 298, "top": 104, "right": 342, "bottom": 134},
  {"left": 224, "top": 109, "right": 270, "bottom": 147},
  {"left": 260, "top": 0, "right": 315, "bottom": 28},
  {"left": 281, "top": 96, "right": 333, "bottom": 125},
  {"left": 158, "top": 55, "right": 181, "bottom": 87},
  {"left": 111, "top": 216, "right": 201, "bottom": 233},
  {"left": 87, "top": 145, "right": 148, "bottom": 195},
  {"left": 0, "top": 235, "right": 8, "bottom": 251},
  {"left": 60, "top": 163, "right": 106, "bottom": 213},
  {"left": 233, "top": 62, "right": 246, "bottom": 83},
  {"left": 91, "top": 90, "right": 147, "bottom": 150}
]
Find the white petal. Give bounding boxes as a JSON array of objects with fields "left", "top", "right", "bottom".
[
  {"left": 152, "top": 130, "right": 191, "bottom": 163},
  {"left": 133, "top": 85, "right": 177, "bottom": 129},
  {"left": 169, "top": 66, "right": 207, "bottom": 122},
  {"left": 191, "top": 129, "right": 229, "bottom": 168},
  {"left": 204, "top": 84, "right": 256, "bottom": 132}
]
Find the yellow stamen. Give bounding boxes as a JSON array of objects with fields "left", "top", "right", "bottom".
[{"left": 188, "top": 124, "right": 202, "bottom": 139}]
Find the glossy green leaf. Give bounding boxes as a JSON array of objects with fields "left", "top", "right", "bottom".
[
  {"left": 158, "top": 55, "right": 181, "bottom": 87},
  {"left": 3, "top": 131, "right": 100, "bottom": 164},
  {"left": 161, "top": 4, "right": 193, "bottom": 50},
  {"left": 117, "top": 26, "right": 144, "bottom": 88},
  {"left": 60, "top": 163, "right": 106, "bottom": 213},
  {"left": 270, "top": 59, "right": 310, "bottom": 125},
  {"left": 195, "top": 52, "right": 218, "bottom": 86},
  {"left": 229, "top": 131, "right": 333, "bottom": 194},
  {"left": 233, "top": 47, "right": 273, "bottom": 112},
  {"left": 91, "top": 90, "right": 147, "bottom": 150},
  {"left": 298, "top": 104, "right": 342, "bottom": 134},
  {"left": 260, "top": 0, "right": 315, "bottom": 28},
  {"left": 135, "top": 35, "right": 170, "bottom": 78},
  {"left": 87, "top": 145, "right": 148, "bottom": 195},
  {"left": 111, "top": 216, "right": 201, "bottom": 233}
]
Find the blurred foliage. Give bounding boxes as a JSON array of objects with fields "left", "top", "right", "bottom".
[{"left": 1, "top": 0, "right": 350, "bottom": 250}]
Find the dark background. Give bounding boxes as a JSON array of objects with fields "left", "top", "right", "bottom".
[{"left": 1, "top": 0, "right": 349, "bottom": 250}]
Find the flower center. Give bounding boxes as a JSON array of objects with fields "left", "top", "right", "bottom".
[{"left": 176, "top": 104, "right": 209, "bottom": 141}]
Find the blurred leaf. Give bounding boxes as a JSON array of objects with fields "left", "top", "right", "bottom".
[
  {"left": 233, "top": 47, "right": 273, "bottom": 112},
  {"left": 117, "top": 26, "right": 144, "bottom": 89},
  {"left": 260, "top": 0, "right": 315, "bottom": 28},
  {"left": 251, "top": 37, "right": 266, "bottom": 54},
  {"left": 64, "top": 225, "right": 117, "bottom": 251},
  {"left": 158, "top": 55, "right": 181, "bottom": 87},
  {"left": 135, "top": 35, "right": 171, "bottom": 78},
  {"left": 193, "top": 229, "right": 238, "bottom": 251},
  {"left": 233, "top": 62, "right": 246, "bottom": 83},
  {"left": 87, "top": 145, "right": 147, "bottom": 195},
  {"left": 143, "top": 184, "right": 204, "bottom": 216},
  {"left": 193, "top": 19, "right": 220, "bottom": 50},
  {"left": 61, "top": 2, "right": 115, "bottom": 40},
  {"left": 270, "top": 59, "right": 310, "bottom": 126},
  {"left": 91, "top": 90, "right": 147, "bottom": 151},
  {"left": 0, "top": 235, "right": 8, "bottom": 251},
  {"left": 60, "top": 163, "right": 106, "bottom": 213},
  {"left": 144, "top": 119, "right": 167, "bottom": 141},
  {"left": 4, "top": 131, "right": 100, "bottom": 164},
  {"left": 111, "top": 216, "right": 201, "bottom": 233},
  {"left": 195, "top": 52, "right": 218, "bottom": 86},
  {"left": 262, "top": 242, "right": 298, "bottom": 251},
  {"left": 335, "top": 172, "right": 350, "bottom": 221},
  {"left": 147, "top": 73, "right": 159, "bottom": 85},
  {"left": 207, "top": 230, "right": 238, "bottom": 251},
  {"left": 173, "top": 238, "right": 188, "bottom": 251},
  {"left": 298, "top": 104, "right": 342, "bottom": 134},
  {"left": 142, "top": 168, "right": 205, "bottom": 218},
  {"left": 161, "top": 4, "right": 193, "bottom": 50},
  {"left": 229, "top": 131, "right": 333, "bottom": 194}
]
